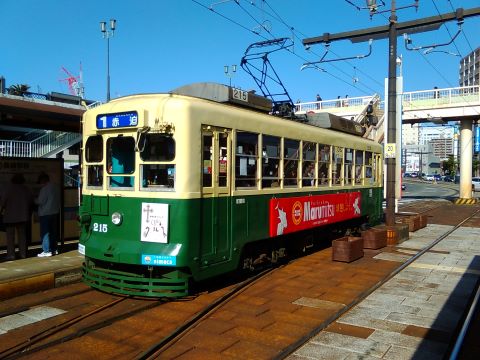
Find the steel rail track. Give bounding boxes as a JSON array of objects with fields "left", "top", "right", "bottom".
[
  {"left": 2, "top": 294, "right": 166, "bottom": 359},
  {"left": 135, "top": 267, "right": 280, "bottom": 360},
  {"left": 274, "top": 207, "right": 480, "bottom": 359},
  {"left": 0, "top": 297, "right": 128, "bottom": 359},
  {"left": 0, "top": 286, "right": 94, "bottom": 319}
]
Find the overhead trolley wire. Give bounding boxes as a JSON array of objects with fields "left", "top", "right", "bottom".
[
  {"left": 192, "top": 0, "right": 382, "bottom": 96},
  {"left": 245, "top": 0, "right": 384, "bottom": 94},
  {"left": 447, "top": 0, "right": 474, "bottom": 53},
  {"left": 430, "top": 0, "right": 463, "bottom": 57}
]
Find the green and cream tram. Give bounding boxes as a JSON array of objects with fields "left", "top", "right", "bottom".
[{"left": 79, "top": 83, "right": 383, "bottom": 297}]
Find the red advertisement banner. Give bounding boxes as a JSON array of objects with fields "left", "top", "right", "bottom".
[{"left": 269, "top": 192, "right": 362, "bottom": 237}]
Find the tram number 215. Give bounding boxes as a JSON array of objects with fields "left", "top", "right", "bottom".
[
  {"left": 93, "top": 223, "right": 108, "bottom": 233},
  {"left": 232, "top": 88, "right": 249, "bottom": 103}
]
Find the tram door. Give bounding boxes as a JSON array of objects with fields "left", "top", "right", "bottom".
[{"left": 200, "top": 126, "right": 231, "bottom": 266}]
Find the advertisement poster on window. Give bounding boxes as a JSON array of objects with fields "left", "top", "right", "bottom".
[{"left": 269, "top": 192, "right": 362, "bottom": 237}]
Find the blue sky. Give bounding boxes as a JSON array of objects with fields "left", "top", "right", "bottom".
[{"left": 1, "top": 0, "right": 479, "bottom": 103}]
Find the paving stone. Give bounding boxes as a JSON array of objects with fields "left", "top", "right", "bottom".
[
  {"left": 367, "top": 329, "right": 448, "bottom": 354},
  {"left": 293, "top": 297, "right": 344, "bottom": 311},
  {"left": 344, "top": 353, "right": 381, "bottom": 360},
  {"left": 382, "top": 344, "right": 444, "bottom": 360},
  {"left": 223, "top": 325, "right": 294, "bottom": 348},
  {"left": 385, "top": 312, "right": 450, "bottom": 331},
  {"left": 365, "top": 292, "right": 406, "bottom": 304},
  {"left": 222, "top": 339, "right": 279, "bottom": 359},
  {"left": 337, "top": 315, "right": 408, "bottom": 333},
  {"left": 326, "top": 322, "right": 375, "bottom": 339},
  {"left": 292, "top": 342, "right": 351, "bottom": 360},
  {"left": 373, "top": 253, "right": 410, "bottom": 262},
  {"left": 309, "top": 331, "right": 390, "bottom": 358},
  {"left": 401, "top": 324, "right": 452, "bottom": 342},
  {"left": 360, "top": 299, "right": 421, "bottom": 315},
  {"left": 343, "top": 305, "right": 392, "bottom": 321},
  {"left": 375, "top": 287, "right": 432, "bottom": 301}
]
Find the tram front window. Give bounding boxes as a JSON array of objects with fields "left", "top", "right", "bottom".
[
  {"left": 107, "top": 137, "right": 135, "bottom": 188},
  {"left": 140, "top": 134, "right": 176, "bottom": 190}
]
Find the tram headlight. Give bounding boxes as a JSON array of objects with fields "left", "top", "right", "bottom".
[{"left": 111, "top": 212, "right": 123, "bottom": 226}]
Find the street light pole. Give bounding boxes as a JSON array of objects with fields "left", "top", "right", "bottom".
[
  {"left": 224, "top": 65, "right": 237, "bottom": 87},
  {"left": 100, "top": 19, "right": 116, "bottom": 102}
]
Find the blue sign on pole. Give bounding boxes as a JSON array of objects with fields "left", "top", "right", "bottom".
[
  {"left": 475, "top": 125, "right": 480, "bottom": 153},
  {"left": 96, "top": 111, "right": 138, "bottom": 129}
]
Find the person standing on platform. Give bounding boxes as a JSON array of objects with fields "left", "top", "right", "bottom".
[
  {"left": 36, "top": 172, "right": 61, "bottom": 257},
  {"left": 0, "top": 173, "right": 33, "bottom": 260},
  {"left": 316, "top": 94, "right": 322, "bottom": 109}
]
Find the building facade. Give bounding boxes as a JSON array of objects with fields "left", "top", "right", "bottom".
[{"left": 459, "top": 47, "right": 480, "bottom": 86}]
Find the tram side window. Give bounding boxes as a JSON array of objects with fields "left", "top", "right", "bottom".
[
  {"left": 107, "top": 137, "right": 135, "bottom": 188},
  {"left": 345, "top": 148, "right": 354, "bottom": 185},
  {"left": 365, "top": 151, "right": 373, "bottom": 183},
  {"left": 202, "top": 134, "right": 213, "bottom": 187},
  {"left": 140, "top": 134, "right": 176, "bottom": 191},
  {"left": 302, "top": 142, "right": 316, "bottom": 187},
  {"left": 373, "top": 153, "right": 380, "bottom": 184},
  {"left": 262, "top": 135, "right": 280, "bottom": 188},
  {"left": 235, "top": 131, "right": 258, "bottom": 188},
  {"left": 85, "top": 135, "right": 103, "bottom": 187},
  {"left": 318, "top": 144, "right": 330, "bottom": 186},
  {"left": 355, "top": 150, "right": 364, "bottom": 184},
  {"left": 284, "top": 139, "right": 299, "bottom": 187},
  {"left": 332, "top": 146, "right": 343, "bottom": 185}
]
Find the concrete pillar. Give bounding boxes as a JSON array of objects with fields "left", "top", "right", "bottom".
[{"left": 459, "top": 119, "right": 473, "bottom": 199}]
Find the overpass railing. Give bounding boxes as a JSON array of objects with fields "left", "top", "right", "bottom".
[
  {"left": 0, "top": 131, "right": 80, "bottom": 158},
  {"left": 402, "top": 85, "right": 480, "bottom": 109},
  {"left": 295, "top": 95, "right": 374, "bottom": 113}
]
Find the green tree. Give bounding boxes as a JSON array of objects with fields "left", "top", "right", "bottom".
[
  {"left": 7, "top": 84, "right": 30, "bottom": 96},
  {"left": 442, "top": 155, "right": 457, "bottom": 175}
]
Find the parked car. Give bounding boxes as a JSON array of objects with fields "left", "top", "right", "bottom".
[
  {"left": 444, "top": 175, "right": 455, "bottom": 182},
  {"left": 433, "top": 174, "right": 442, "bottom": 181},
  {"left": 473, "top": 177, "right": 480, "bottom": 191},
  {"left": 423, "top": 174, "right": 434, "bottom": 181}
]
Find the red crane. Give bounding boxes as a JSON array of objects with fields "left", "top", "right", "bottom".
[{"left": 59, "top": 64, "right": 84, "bottom": 98}]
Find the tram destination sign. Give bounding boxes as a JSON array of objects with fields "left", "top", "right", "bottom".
[{"left": 96, "top": 111, "right": 139, "bottom": 129}]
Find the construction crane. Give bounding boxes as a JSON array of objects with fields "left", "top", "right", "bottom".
[{"left": 59, "top": 65, "right": 84, "bottom": 98}]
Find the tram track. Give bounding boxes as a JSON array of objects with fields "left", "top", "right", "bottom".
[
  {"left": 275, "top": 206, "right": 480, "bottom": 359},
  {"left": 0, "top": 294, "right": 164, "bottom": 359},
  {"left": 134, "top": 267, "right": 280, "bottom": 360},
  {"left": 2, "top": 201, "right": 479, "bottom": 359},
  {"left": 1, "top": 267, "right": 279, "bottom": 359}
]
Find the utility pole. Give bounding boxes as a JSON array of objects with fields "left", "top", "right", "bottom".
[
  {"left": 303, "top": 4, "right": 480, "bottom": 227},
  {"left": 386, "top": 0, "right": 397, "bottom": 226}
]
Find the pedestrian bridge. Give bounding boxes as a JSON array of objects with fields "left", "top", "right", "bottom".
[
  {"left": 296, "top": 84, "right": 479, "bottom": 200},
  {"left": 296, "top": 84, "right": 480, "bottom": 127}
]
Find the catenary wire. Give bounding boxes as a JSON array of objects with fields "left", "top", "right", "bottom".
[
  {"left": 430, "top": 0, "right": 463, "bottom": 57},
  {"left": 447, "top": 0, "right": 474, "bottom": 53},
  {"left": 244, "top": 0, "right": 385, "bottom": 94},
  {"left": 193, "top": 0, "right": 382, "bottom": 96}
]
